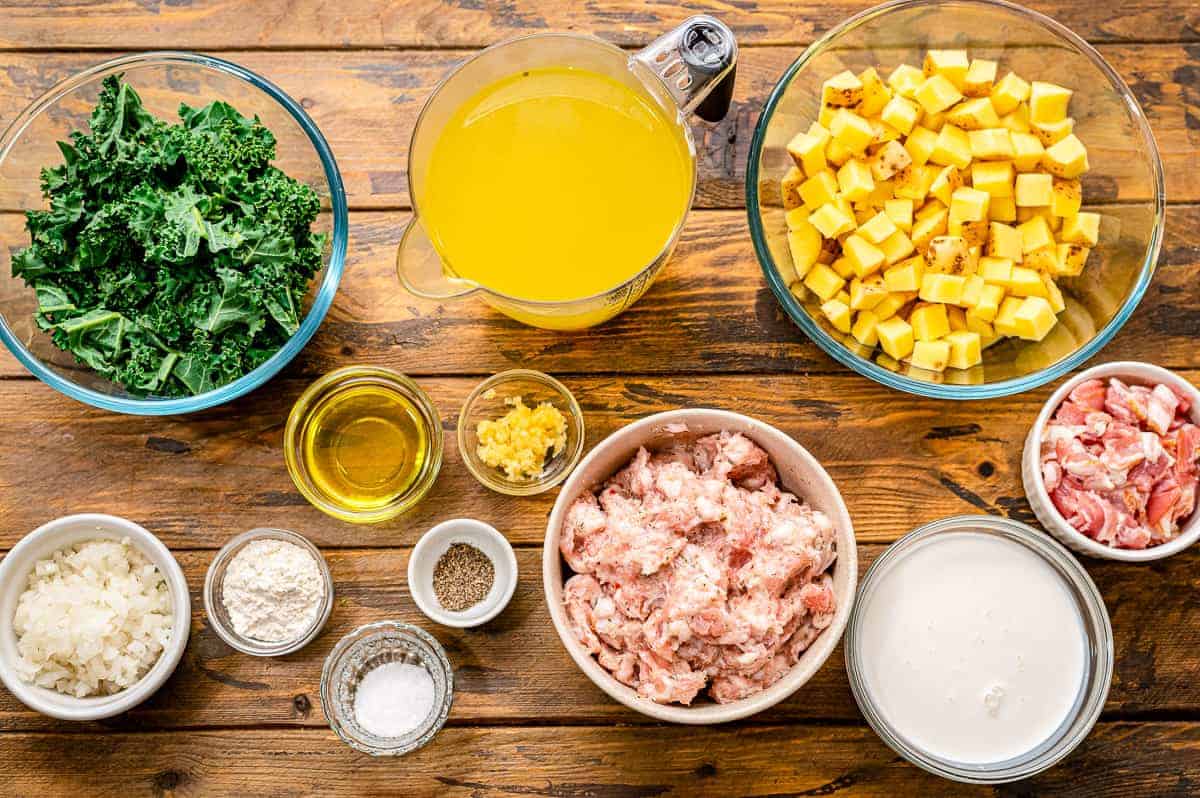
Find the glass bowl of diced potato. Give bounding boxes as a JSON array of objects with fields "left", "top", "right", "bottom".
[{"left": 747, "top": 0, "right": 1164, "bottom": 398}]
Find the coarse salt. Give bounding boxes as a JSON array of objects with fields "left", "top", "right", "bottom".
[{"left": 353, "top": 661, "right": 436, "bottom": 738}]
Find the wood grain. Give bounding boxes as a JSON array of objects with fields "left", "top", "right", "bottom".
[
  {"left": 0, "top": 546, "right": 1196, "bottom": 732},
  {"left": 1, "top": 0, "right": 1197, "bottom": 49},
  {"left": 10, "top": 371, "right": 1200, "bottom": 548},
  {"left": 1, "top": 722, "right": 1197, "bottom": 797},
  {"left": 2, "top": 205, "right": 1198, "bottom": 379},
  {"left": 0, "top": 44, "right": 1196, "bottom": 210}
]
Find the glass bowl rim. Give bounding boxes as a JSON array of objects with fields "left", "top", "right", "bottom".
[
  {"left": 202, "top": 527, "right": 335, "bottom": 657},
  {"left": 456, "top": 368, "right": 586, "bottom": 496},
  {"left": 745, "top": 0, "right": 1165, "bottom": 400},
  {"left": 319, "top": 619, "right": 455, "bottom": 756},
  {"left": 283, "top": 365, "right": 445, "bottom": 523},
  {"left": 0, "top": 50, "right": 349, "bottom": 415},
  {"left": 844, "top": 513, "right": 1114, "bottom": 784}
]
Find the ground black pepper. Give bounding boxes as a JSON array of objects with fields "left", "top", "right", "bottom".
[{"left": 432, "top": 543, "right": 495, "bottom": 611}]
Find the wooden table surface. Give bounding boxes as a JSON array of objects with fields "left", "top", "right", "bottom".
[{"left": 1, "top": 1, "right": 1199, "bottom": 795}]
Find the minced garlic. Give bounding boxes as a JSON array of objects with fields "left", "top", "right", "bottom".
[{"left": 475, "top": 396, "right": 567, "bottom": 481}]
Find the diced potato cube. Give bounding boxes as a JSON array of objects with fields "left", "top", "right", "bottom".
[
  {"left": 843, "top": 234, "right": 887, "bottom": 278},
  {"left": 911, "top": 339, "right": 952, "bottom": 372},
  {"left": 884, "top": 256, "right": 925, "bottom": 293},
  {"left": 1061, "top": 211, "right": 1101, "bottom": 246},
  {"left": 971, "top": 161, "right": 1015, "bottom": 197},
  {"left": 781, "top": 166, "right": 805, "bottom": 209},
  {"left": 956, "top": 220, "right": 989, "bottom": 249},
  {"left": 885, "top": 198, "right": 914, "bottom": 232},
  {"left": 800, "top": 169, "right": 841, "bottom": 210},
  {"left": 1042, "top": 134, "right": 1089, "bottom": 178},
  {"left": 805, "top": 262, "right": 846, "bottom": 301},
  {"left": 930, "top": 124, "right": 973, "bottom": 170},
  {"left": 876, "top": 316, "right": 916, "bottom": 359},
  {"left": 1050, "top": 177, "right": 1082, "bottom": 217},
  {"left": 881, "top": 95, "right": 922, "bottom": 136},
  {"left": 873, "top": 291, "right": 915, "bottom": 321},
  {"left": 830, "top": 256, "right": 855, "bottom": 279},
  {"left": 837, "top": 158, "right": 876, "bottom": 202},
  {"left": 787, "top": 218, "right": 822, "bottom": 279},
  {"left": 1014, "top": 173, "right": 1053, "bottom": 207},
  {"left": 914, "top": 74, "right": 963, "bottom": 114},
  {"left": 1008, "top": 266, "right": 1048, "bottom": 297},
  {"left": 924, "top": 235, "right": 970, "bottom": 273},
  {"left": 964, "top": 60, "right": 998, "bottom": 98},
  {"left": 944, "top": 330, "right": 983, "bottom": 368},
  {"left": 973, "top": 283, "right": 1006, "bottom": 322},
  {"left": 920, "top": 273, "right": 967, "bottom": 304},
  {"left": 835, "top": 289, "right": 852, "bottom": 306},
  {"left": 1013, "top": 295, "right": 1058, "bottom": 340},
  {"left": 857, "top": 211, "right": 898, "bottom": 245},
  {"left": 818, "top": 102, "right": 838, "bottom": 130},
  {"left": 830, "top": 109, "right": 876, "bottom": 154},
  {"left": 1028, "top": 81, "right": 1072, "bottom": 124},
  {"left": 967, "top": 128, "right": 1015, "bottom": 160},
  {"left": 823, "top": 70, "right": 864, "bottom": 107},
  {"left": 867, "top": 140, "right": 913, "bottom": 182},
  {"left": 1017, "top": 204, "right": 1060, "bottom": 231},
  {"left": 869, "top": 120, "right": 904, "bottom": 147},
  {"left": 946, "top": 97, "right": 1002, "bottom": 131},
  {"left": 950, "top": 187, "right": 991, "bottom": 222},
  {"left": 966, "top": 307, "right": 996, "bottom": 336},
  {"left": 826, "top": 137, "right": 854, "bottom": 167},
  {"left": 879, "top": 230, "right": 916, "bottom": 265},
  {"left": 960, "top": 274, "right": 986, "bottom": 307},
  {"left": 1043, "top": 274, "right": 1066, "bottom": 313},
  {"left": 930, "top": 165, "right": 964, "bottom": 207},
  {"left": 991, "top": 72, "right": 1031, "bottom": 115},
  {"left": 850, "top": 276, "right": 889, "bottom": 310},
  {"left": 820, "top": 299, "right": 853, "bottom": 333},
  {"left": 809, "top": 201, "right": 856, "bottom": 238},
  {"left": 902, "top": 126, "right": 938, "bottom": 167},
  {"left": 894, "top": 164, "right": 936, "bottom": 203},
  {"left": 993, "top": 295, "right": 1025, "bottom": 337},
  {"left": 911, "top": 206, "right": 949, "bottom": 249},
  {"left": 986, "top": 222, "right": 1024, "bottom": 262},
  {"left": 1011, "top": 132, "right": 1046, "bottom": 171},
  {"left": 990, "top": 195, "right": 1017, "bottom": 222},
  {"left": 949, "top": 304, "right": 969, "bottom": 331},
  {"left": 1017, "top": 215, "right": 1055, "bottom": 253},
  {"left": 1032, "top": 118, "right": 1074, "bottom": 147},
  {"left": 888, "top": 64, "right": 926, "bottom": 98},
  {"left": 858, "top": 67, "right": 893, "bottom": 116},
  {"left": 787, "top": 131, "right": 828, "bottom": 177},
  {"left": 1024, "top": 246, "right": 1057, "bottom": 272},
  {"left": 852, "top": 309, "right": 882, "bottom": 346},
  {"left": 923, "top": 50, "right": 970, "bottom": 89},
  {"left": 979, "top": 256, "right": 1014, "bottom": 285},
  {"left": 1055, "top": 242, "right": 1091, "bottom": 276}
]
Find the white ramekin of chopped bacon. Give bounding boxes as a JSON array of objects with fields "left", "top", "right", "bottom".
[{"left": 1023, "top": 362, "right": 1200, "bottom": 561}]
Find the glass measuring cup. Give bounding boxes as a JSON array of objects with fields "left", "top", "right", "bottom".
[{"left": 397, "top": 17, "right": 737, "bottom": 331}]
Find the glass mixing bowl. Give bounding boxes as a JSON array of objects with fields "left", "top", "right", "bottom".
[
  {"left": 0, "top": 52, "right": 347, "bottom": 414},
  {"left": 747, "top": 0, "right": 1164, "bottom": 399}
]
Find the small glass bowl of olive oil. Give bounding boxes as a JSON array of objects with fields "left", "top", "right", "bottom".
[{"left": 285, "top": 367, "right": 443, "bottom": 523}]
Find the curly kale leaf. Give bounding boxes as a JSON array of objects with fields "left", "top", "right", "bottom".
[{"left": 9, "top": 74, "right": 328, "bottom": 398}]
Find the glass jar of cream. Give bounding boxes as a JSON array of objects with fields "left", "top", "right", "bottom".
[{"left": 845, "top": 515, "right": 1113, "bottom": 784}]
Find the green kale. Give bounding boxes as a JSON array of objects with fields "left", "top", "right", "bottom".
[{"left": 12, "top": 74, "right": 328, "bottom": 398}]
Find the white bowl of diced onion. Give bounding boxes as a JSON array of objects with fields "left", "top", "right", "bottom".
[{"left": 0, "top": 514, "right": 191, "bottom": 720}]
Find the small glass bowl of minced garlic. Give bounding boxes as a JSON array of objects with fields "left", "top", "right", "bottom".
[{"left": 457, "top": 370, "right": 585, "bottom": 495}]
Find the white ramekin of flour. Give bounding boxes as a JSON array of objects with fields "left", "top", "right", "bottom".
[{"left": 203, "top": 528, "right": 334, "bottom": 656}]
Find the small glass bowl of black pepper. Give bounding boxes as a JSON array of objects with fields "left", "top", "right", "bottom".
[{"left": 407, "top": 519, "right": 518, "bottom": 628}]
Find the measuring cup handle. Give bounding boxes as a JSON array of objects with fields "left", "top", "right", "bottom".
[
  {"left": 633, "top": 15, "right": 738, "bottom": 123},
  {"left": 396, "top": 216, "right": 480, "bottom": 301}
]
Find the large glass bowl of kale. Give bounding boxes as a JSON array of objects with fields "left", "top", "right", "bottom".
[{"left": 0, "top": 52, "right": 346, "bottom": 414}]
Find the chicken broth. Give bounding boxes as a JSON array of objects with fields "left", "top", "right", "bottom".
[{"left": 418, "top": 66, "right": 693, "bottom": 302}]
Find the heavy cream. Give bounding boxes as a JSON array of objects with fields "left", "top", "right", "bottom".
[{"left": 856, "top": 531, "right": 1087, "bottom": 764}]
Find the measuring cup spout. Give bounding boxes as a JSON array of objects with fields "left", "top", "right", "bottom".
[
  {"left": 633, "top": 16, "right": 738, "bottom": 123},
  {"left": 396, "top": 216, "right": 480, "bottom": 301}
]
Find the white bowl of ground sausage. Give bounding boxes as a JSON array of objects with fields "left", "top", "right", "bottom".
[
  {"left": 0, "top": 514, "right": 191, "bottom": 720},
  {"left": 1022, "top": 362, "right": 1200, "bottom": 561},
  {"left": 543, "top": 408, "right": 857, "bottom": 724}
]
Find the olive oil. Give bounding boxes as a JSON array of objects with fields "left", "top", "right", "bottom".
[{"left": 300, "top": 383, "right": 429, "bottom": 512}]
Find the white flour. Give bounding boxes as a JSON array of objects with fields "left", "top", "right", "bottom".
[{"left": 221, "top": 539, "right": 325, "bottom": 643}]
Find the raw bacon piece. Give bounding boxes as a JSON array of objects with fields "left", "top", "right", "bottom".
[
  {"left": 1042, "top": 377, "right": 1199, "bottom": 549},
  {"left": 560, "top": 431, "right": 838, "bottom": 705}
]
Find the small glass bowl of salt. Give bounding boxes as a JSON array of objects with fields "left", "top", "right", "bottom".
[{"left": 320, "top": 620, "right": 454, "bottom": 756}]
